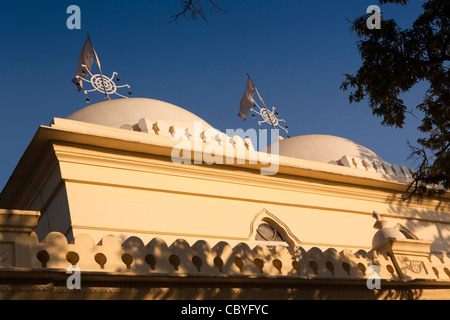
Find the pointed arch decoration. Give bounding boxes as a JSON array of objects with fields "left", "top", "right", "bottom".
[
  {"left": 248, "top": 209, "right": 301, "bottom": 248},
  {"left": 393, "top": 223, "right": 420, "bottom": 240}
]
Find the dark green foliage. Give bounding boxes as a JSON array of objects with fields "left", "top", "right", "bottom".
[{"left": 341, "top": 0, "right": 450, "bottom": 200}]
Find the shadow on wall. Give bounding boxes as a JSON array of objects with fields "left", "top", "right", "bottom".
[
  {"left": 382, "top": 191, "right": 450, "bottom": 256},
  {"left": 6, "top": 231, "right": 443, "bottom": 300}
]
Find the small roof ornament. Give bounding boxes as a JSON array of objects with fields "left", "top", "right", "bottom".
[
  {"left": 72, "top": 34, "right": 132, "bottom": 103},
  {"left": 372, "top": 211, "right": 387, "bottom": 230},
  {"left": 238, "top": 74, "right": 290, "bottom": 138},
  {"left": 371, "top": 211, "right": 406, "bottom": 249}
]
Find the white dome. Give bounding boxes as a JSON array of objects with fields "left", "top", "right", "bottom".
[
  {"left": 66, "top": 98, "right": 214, "bottom": 133},
  {"left": 266, "top": 134, "right": 385, "bottom": 164}
]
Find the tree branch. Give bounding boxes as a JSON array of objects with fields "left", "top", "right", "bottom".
[{"left": 170, "top": 0, "right": 226, "bottom": 24}]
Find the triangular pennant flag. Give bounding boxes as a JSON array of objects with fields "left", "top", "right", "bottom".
[
  {"left": 238, "top": 75, "right": 256, "bottom": 121},
  {"left": 72, "top": 36, "right": 97, "bottom": 91}
]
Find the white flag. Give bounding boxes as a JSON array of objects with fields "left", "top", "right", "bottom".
[
  {"left": 72, "top": 36, "right": 100, "bottom": 91},
  {"left": 238, "top": 76, "right": 256, "bottom": 120}
]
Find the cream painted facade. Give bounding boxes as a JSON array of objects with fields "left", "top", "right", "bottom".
[{"left": 0, "top": 98, "right": 449, "bottom": 299}]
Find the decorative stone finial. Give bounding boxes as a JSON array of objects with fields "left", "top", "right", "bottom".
[
  {"left": 373, "top": 211, "right": 387, "bottom": 230},
  {"left": 371, "top": 210, "right": 406, "bottom": 249}
]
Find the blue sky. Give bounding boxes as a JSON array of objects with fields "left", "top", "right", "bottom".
[{"left": 0, "top": 0, "right": 429, "bottom": 191}]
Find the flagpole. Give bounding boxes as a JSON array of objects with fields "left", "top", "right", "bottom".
[
  {"left": 88, "top": 34, "right": 110, "bottom": 101},
  {"left": 254, "top": 86, "right": 277, "bottom": 132},
  {"left": 246, "top": 74, "right": 275, "bottom": 131},
  {"left": 95, "top": 52, "right": 110, "bottom": 101}
]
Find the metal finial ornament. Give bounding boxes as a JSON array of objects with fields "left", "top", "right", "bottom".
[
  {"left": 80, "top": 65, "right": 131, "bottom": 102},
  {"left": 239, "top": 74, "right": 290, "bottom": 138},
  {"left": 250, "top": 101, "right": 289, "bottom": 136}
]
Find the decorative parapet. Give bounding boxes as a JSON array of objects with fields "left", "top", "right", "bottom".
[
  {"left": 1, "top": 230, "right": 448, "bottom": 284},
  {"left": 371, "top": 211, "right": 450, "bottom": 282},
  {"left": 121, "top": 118, "right": 256, "bottom": 151},
  {"left": 339, "top": 155, "right": 414, "bottom": 179},
  {"left": 373, "top": 237, "right": 450, "bottom": 282},
  {"left": 120, "top": 118, "right": 416, "bottom": 178},
  {"left": 0, "top": 210, "right": 40, "bottom": 268}
]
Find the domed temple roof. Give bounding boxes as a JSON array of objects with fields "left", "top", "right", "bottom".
[
  {"left": 66, "top": 98, "right": 214, "bottom": 134},
  {"left": 65, "top": 99, "right": 413, "bottom": 177},
  {"left": 266, "top": 134, "right": 385, "bottom": 165}
]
